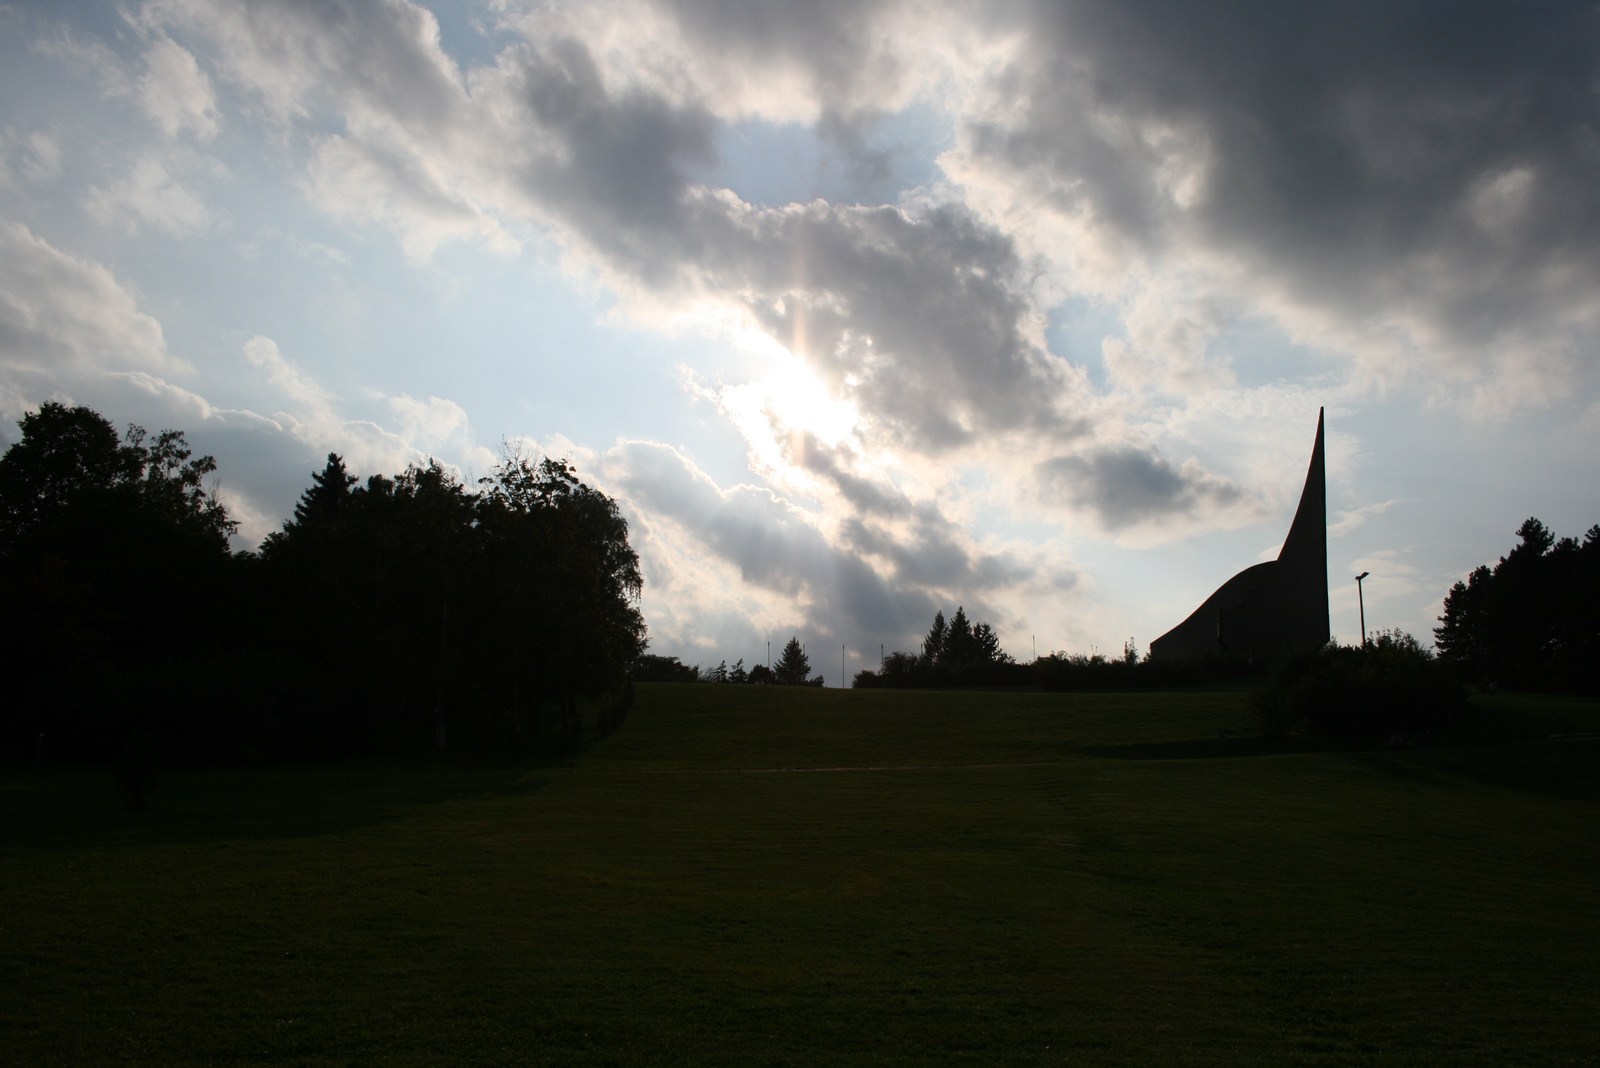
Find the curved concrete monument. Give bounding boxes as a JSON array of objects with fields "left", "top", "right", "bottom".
[{"left": 1148, "top": 409, "right": 1329, "bottom": 663}]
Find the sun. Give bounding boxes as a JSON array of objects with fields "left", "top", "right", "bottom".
[
  {"left": 762, "top": 354, "right": 858, "bottom": 446},
  {"left": 723, "top": 327, "right": 860, "bottom": 450}
]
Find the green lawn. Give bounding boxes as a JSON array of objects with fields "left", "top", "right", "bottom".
[{"left": 4, "top": 685, "right": 1598, "bottom": 1065}]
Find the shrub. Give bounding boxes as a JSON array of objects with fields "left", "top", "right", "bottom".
[{"left": 1253, "top": 630, "right": 1467, "bottom": 737}]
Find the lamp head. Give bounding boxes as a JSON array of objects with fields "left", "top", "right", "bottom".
[{"left": 1355, "top": 571, "right": 1370, "bottom": 581}]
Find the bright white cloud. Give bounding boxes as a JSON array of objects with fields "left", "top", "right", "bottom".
[{"left": 0, "top": 221, "right": 184, "bottom": 374}]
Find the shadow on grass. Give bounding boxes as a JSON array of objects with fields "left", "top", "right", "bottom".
[
  {"left": 1084, "top": 694, "right": 1600, "bottom": 800},
  {"left": 1338, "top": 740, "right": 1600, "bottom": 801},
  {"left": 1090, "top": 692, "right": 1600, "bottom": 764},
  {"left": 0, "top": 755, "right": 552, "bottom": 855}
]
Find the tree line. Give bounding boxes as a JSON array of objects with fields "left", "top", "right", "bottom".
[
  {"left": 0, "top": 403, "right": 645, "bottom": 767},
  {"left": 633, "top": 636, "right": 825, "bottom": 686}
]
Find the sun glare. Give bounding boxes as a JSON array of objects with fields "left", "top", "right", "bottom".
[
  {"left": 763, "top": 355, "right": 858, "bottom": 446},
  {"left": 723, "top": 329, "right": 860, "bottom": 451}
]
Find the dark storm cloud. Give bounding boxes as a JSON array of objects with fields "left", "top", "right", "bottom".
[
  {"left": 1037, "top": 445, "right": 1245, "bottom": 531},
  {"left": 498, "top": 33, "right": 720, "bottom": 283},
  {"left": 972, "top": 0, "right": 1600, "bottom": 365}
]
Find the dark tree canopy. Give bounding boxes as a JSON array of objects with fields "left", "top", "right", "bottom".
[
  {"left": 1435, "top": 517, "right": 1600, "bottom": 693},
  {"left": 860, "top": 607, "right": 1016, "bottom": 689},
  {"left": 0, "top": 406, "right": 649, "bottom": 765}
]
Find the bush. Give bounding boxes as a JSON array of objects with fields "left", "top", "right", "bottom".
[
  {"left": 1034, "top": 651, "right": 1255, "bottom": 691},
  {"left": 1253, "top": 631, "right": 1467, "bottom": 737},
  {"left": 631, "top": 654, "right": 700, "bottom": 683}
]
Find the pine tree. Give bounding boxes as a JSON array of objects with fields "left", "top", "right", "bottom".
[
  {"left": 922, "top": 611, "right": 946, "bottom": 664},
  {"left": 774, "top": 636, "right": 811, "bottom": 685},
  {"left": 942, "top": 606, "right": 975, "bottom": 665},
  {"left": 292, "top": 453, "right": 356, "bottom": 526}
]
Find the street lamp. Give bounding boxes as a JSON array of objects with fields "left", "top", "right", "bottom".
[{"left": 1355, "top": 572, "right": 1370, "bottom": 647}]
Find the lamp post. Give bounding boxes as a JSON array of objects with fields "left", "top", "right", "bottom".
[{"left": 1355, "top": 572, "right": 1370, "bottom": 647}]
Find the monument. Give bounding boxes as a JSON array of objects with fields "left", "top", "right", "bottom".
[{"left": 1148, "top": 408, "right": 1329, "bottom": 662}]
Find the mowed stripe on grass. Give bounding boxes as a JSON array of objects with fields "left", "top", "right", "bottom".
[{"left": 3, "top": 684, "right": 1597, "bottom": 1065}]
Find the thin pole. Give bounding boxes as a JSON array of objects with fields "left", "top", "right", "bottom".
[
  {"left": 1355, "top": 572, "right": 1370, "bottom": 646},
  {"left": 842, "top": 644, "right": 846, "bottom": 689}
]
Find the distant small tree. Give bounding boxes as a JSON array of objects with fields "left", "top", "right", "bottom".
[
  {"left": 708, "top": 660, "right": 729, "bottom": 684},
  {"left": 727, "top": 658, "right": 747, "bottom": 684},
  {"left": 746, "top": 663, "right": 774, "bottom": 685},
  {"left": 774, "top": 637, "right": 811, "bottom": 685}
]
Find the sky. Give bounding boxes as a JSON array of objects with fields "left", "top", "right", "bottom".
[{"left": 3, "top": 0, "right": 1599, "bottom": 677}]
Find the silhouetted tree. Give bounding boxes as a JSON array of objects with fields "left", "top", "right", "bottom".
[
  {"left": 942, "top": 607, "right": 975, "bottom": 665},
  {"left": 2, "top": 405, "right": 653, "bottom": 764},
  {"left": 292, "top": 452, "right": 356, "bottom": 527},
  {"left": 1254, "top": 629, "right": 1466, "bottom": 737},
  {"left": 856, "top": 607, "right": 1017, "bottom": 688},
  {"left": 632, "top": 654, "right": 700, "bottom": 682},
  {"left": 0, "top": 403, "right": 240, "bottom": 761},
  {"left": 774, "top": 637, "right": 811, "bottom": 685},
  {"left": 922, "top": 611, "right": 946, "bottom": 662},
  {"left": 1435, "top": 517, "right": 1600, "bottom": 692}
]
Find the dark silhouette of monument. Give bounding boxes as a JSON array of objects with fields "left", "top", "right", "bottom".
[{"left": 1149, "top": 409, "right": 1329, "bottom": 662}]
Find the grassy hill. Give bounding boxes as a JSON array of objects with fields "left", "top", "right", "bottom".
[{"left": 4, "top": 685, "right": 1598, "bottom": 1065}]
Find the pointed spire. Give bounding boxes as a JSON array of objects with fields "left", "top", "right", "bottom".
[{"left": 1278, "top": 407, "right": 1325, "bottom": 568}]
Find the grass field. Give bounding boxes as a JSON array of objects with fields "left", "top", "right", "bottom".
[{"left": 4, "top": 684, "right": 1598, "bottom": 1065}]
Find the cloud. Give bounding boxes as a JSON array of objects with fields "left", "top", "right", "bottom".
[
  {"left": 150, "top": 0, "right": 1080, "bottom": 455},
  {"left": 8, "top": 131, "right": 64, "bottom": 185},
  {"left": 137, "top": 34, "right": 219, "bottom": 140},
  {"left": 59, "top": 0, "right": 1597, "bottom": 653},
  {"left": 944, "top": 0, "right": 1600, "bottom": 404},
  {"left": 1330, "top": 498, "right": 1400, "bottom": 537},
  {"left": 85, "top": 151, "right": 218, "bottom": 236},
  {"left": 32, "top": 24, "right": 134, "bottom": 97},
  {"left": 1035, "top": 443, "right": 1247, "bottom": 532},
  {"left": 599, "top": 439, "right": 925, "bottom": 636},
  {"left": 590, "top": 438, "right": 1074, "bottom": 649},
  {"left": 0, "top": 221, "right": 185, "bottom": 374}
]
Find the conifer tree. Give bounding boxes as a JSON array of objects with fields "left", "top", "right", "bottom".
[
  {"left": 774, "top": 636, "right": 811, "bottom": 685},
  {"left": 292, "top": 453, "right": 356, "bottom": 527}
]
